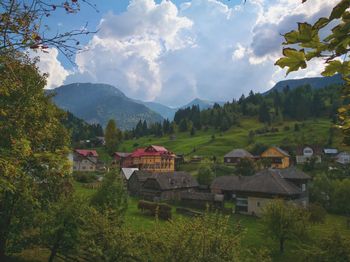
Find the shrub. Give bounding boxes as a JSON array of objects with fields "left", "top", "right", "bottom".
[
  {"left": 74, "top": 172, "right": 98, "bottom": 183},
  {"left": 308, "top": 203, "right": 327, "bottom": 224}
]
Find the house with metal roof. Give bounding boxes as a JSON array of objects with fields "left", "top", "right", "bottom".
[
  {"left": 211, "top": 168, "right": 310, "bottom": 216},
  {"left": 224, "top": 149, "right": 254, "bottom": 164}
]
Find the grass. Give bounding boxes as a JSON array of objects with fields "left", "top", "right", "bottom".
[{"left": 118, "top": 118, "right": 350, "bottom": 160}]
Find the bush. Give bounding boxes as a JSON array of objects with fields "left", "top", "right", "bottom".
[
  {"left": 283, "top": 126, "right": 290, "bottom": 131},
  {"left": 308, "top": 203, "right": 327, "bottom": 224},
  {"left": 74, "top": 172, "right": 98, "bottom": 183},
  {"left": 138, "top": 200, "right": 172, "bottom": 220}
]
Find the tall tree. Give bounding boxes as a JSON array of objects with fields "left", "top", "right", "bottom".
[
  {"left": 0, "top": 54, "right": 71, "bottom": 259},
  {"left": 262, "top": 199, "right": 309, "bottom": 253},
  {"left": 105, "top": 119, "right": 121, "bottom": 154}
]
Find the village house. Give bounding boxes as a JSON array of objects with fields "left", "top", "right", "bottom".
[
  {"left": 224, "top": 149, "right": 254, "bottom": 164},
  {"left": 261, "top": 146, "right": 290, "bottom": 169},
  {"left": 295, "top": 145, "right": 322, "bottom": 164},
  {"left": 211, "top": 168, "right": 310, "bottom": 216},
  {"left": 73, "top": 149, "right": 99, "bottom": 172},
  {"left": 323, "top": 148, "right": 339, "bottom": 157},
  {"left": 335, "top": 152, "right": 350, "bottom": 165},
  {"left": 127, "top": 170, "right": 153, "bottom": 197},
  {"left": 113, "top": 152, "right": 132, "bottom": 167},
  {"left": 180, "top": 191, "right": 224, "bottom": 210},
  {"left": 117, "top": 145, "right": 176, "bottom": 173},
  {"left": 140, "top": 172, "right": 199, "bottom": 201}
]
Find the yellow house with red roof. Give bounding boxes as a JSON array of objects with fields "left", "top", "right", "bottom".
[{"left": 121, "top": 145, "right": 175, "bottom": 173}]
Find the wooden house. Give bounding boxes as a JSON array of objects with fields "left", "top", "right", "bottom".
[
  {"left": 73, "top": 149, "right": 98, "bottom": 172},
  {"left": 127, "top": 170, "right": 153, "bottom": 197},
  {"left": 261, "top": 147, "right": 290, "bottom": 169},
  {"left": 140, "top": 172, "right": 199, "bottom": 201},
  {"left": 121, "top": 168, "right": 139, "bottom": 181},
  {"left": 295, "top": 145, "right": 322, "bottom": 164},
  {"left": 113, "top": 152, "right": 132, "bottom": 167},
  {"left": 224, "top": 149, "right": 254, "bottom": 164},
  {"left": 180, "top": 192, "right": 224, "bottom": 210},
  {"left": 211, "top": 168, "right": 310, "bottom": 216},
  {"left": 118, "top": 145, "right": 175, "bottom": 173}
]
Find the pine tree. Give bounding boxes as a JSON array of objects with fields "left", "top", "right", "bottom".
[{"left": 105, "top": 119, "right": 120, "bottom": 154}]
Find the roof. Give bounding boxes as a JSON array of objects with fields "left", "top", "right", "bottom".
[
  {"left": 224, "top": 149, "right": 254, "bottom": 158},
  {"left": 144, "top": 172, "right": 199, "bottom": 190},
  {"left": 114, "top": 152, "right": 132, "bottom": 158},
  {"left": 337, "top": 151, "right": 350, "bottom": 157},
  {"left": 324, "top": 148, "right": 338, "bottom": 154},
  {"left": 121, "top": 168, "right": 139, "bottom": 180},
  {"left": 180, "top": 192, "right": 215, "bottom": 201},
  {"left": 274, "top": 147, "right": 290, "bottom": 157},
  {"left": 211, "top": 168, "right": 308, "bottom": 196},
  {"left": 130, "top": 145, "right": 175, "bottom": 158},
  {"left": 295, "top": 145, "right": 323, "bottom": 155},
  {"left": 75, "top": 149, "right": 98, "bottom": 157},
  {"left": 130, "top": 170, "right": 153, "bottom": 182}
]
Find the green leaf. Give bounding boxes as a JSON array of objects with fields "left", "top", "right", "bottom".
[
  {"left": 329, "top": 0, "right": 350, "bottom": 20},
  {"left": 275, "top": 48, "right": 307, "bottom": 75},
  {"left": 313, "top": 17, "right": 330, "bottom": 30},
  {"left": 322, "top": 61, "right": 350, "bottom": 77}
]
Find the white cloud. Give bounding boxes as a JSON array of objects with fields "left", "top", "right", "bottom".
[
  {"left": 61, "top": 0, "right": 339, "bottom": 105},
  {"left": 30, "top": 48, "right": 69, "bottom": 89}
]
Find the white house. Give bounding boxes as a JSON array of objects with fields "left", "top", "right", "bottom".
[
  {"left": 295, "top": 146, "right": 322, "bottom": 164},
  {"left": 336, "top": 152, "right": 350, "bottom": 165}
]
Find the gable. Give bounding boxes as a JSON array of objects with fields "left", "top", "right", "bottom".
[{"left": 262, "top": 147, "right": 287, "bottom": 158}]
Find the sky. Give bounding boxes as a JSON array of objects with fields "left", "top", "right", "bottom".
[{"left": 34, "top": 0, "right": 339, "bottom": 107}]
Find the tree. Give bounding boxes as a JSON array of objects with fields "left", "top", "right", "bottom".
[
  {"left": 0, "top": 54, "right": 71, "bottom": 259},
  {"left": 90, "top": 169, "right": 128, "bottom": 224},
  {"left": 105, "top": 119, "right": 121, "bottom": 154},
  {"left": 262, "top": 199, "right": 309, "bottom": 253},
  {"left": 39, "top": 196, "right": 87, "bottom": 262},
  {"left": 275, "top": 0, "right": 350, "bottom": 144},
  {"left": 197, "top": 166, "right": 215, "bottom": 186},
  {"left": 236, "top": 158, "right": 256, "bottom": 176},
  {"left": 0, "top": 0, "right": 95, "bottom": 60},
  {"left": 258, "top": 102, "right": 271, "bottom": 124}
]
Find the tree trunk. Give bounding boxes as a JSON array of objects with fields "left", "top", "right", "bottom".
[
  {"left": 279, "top": 238, "right": 285, "bottom": 253},
  {"left": 48, "top": 244, "right": 59, "bottom": 262}
]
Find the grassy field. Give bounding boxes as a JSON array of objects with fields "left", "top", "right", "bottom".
[{"left": 118, "top": 118, "right": 350, "bottom": 159}]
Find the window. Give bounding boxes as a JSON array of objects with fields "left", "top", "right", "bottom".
[
  {"left": 227, "top": 158, "right": 231, "bottom": 163},
  {"left": 236, "top": 197, "right": 248, "bottom": 206},
  {"left": 302, "top": 184, "right": 306, "bottom": 192},
  {"left": 257, "top": 202, "right": 260, "bottom": 207}
]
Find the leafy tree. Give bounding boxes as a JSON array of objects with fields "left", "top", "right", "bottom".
[
  {"left": 90, "top": 169, "right": 128, "bottom": 224},
  {"left": 197, "top": 166, "right": 215, "bottom": 186},
  {"left": 236, "top": 158, "right": 256, "bottom": 176},
  {"left": 259, "top": 102, "right": 271, "bottom": 124},
  {"left": 331, "top": 179, "right": 350, "bottom": 216},
  {"left": 39, "top": 196, "right": 87, "bottom": 262},
  {"left": 0, "top": 0, "right": 94, "bottom": 60},
  {"left": 262, "top": 199, "right": 309, "bottom": 253},
  {"left": 275, "top": 0, "right": 350, "bottom": 144},
  {"left": 0, "top": 54, "right": 71, "bottom": 259},
  {"left": 105, "top": 119, "right": 122, "bottom": 154},
  {"left": 299, "top": 230, "right": 350, "bottom": 262}
]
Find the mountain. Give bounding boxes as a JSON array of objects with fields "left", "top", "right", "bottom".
[
  {"left": 181, "top": 98, "right": 225, "bottom": 110},
  {"left": 266, "top": 74, "right": 343, "bottom": 94},
  {"left": 136, "top": 101, "right": 177, "bottom": 120},
  {"left": 50, "top": 83, "right": 163, "bottom": 130}
]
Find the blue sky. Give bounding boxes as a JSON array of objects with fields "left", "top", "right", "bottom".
[{"left": 36, "top": 0, "right": 338, "bottom": 107}]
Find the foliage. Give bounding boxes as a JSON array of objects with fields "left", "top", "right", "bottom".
[
  {"left": 146, "top": 213, "right": 247, "bottom": 262},
  {"left": 74, "top": 172, "right": 99, "bottom": 184},
  {"left": 105, "top": 119, "right": 122, "bottom": 154},
  {"left": 39, "top": 196, "right": 87, "bottom": 262},
  {"left": 262, "top": 199, "right": 309, "bottom": 253},
  {"left": 308, "top": 203, "right": 327, "bottom": 224},
  {"left": 299, "top": 230, "right": 350, "bottom": 262},
  {"left": 0, "top": 53, "right": 71, "bottom": 259},
  {"left": 236, "top": 158, "right": 256, "bottom": 176},
  {"left": 276, "top": 0, "right": 350, "bottom": 144},
  {"left": 90, "top": 169, "right": 128, "bottom": 223},
  {"left": 0, "top": 0, "right": 94, "bottom": 60},
  {"left": 197, "top": 166, "right": 216, "bottom": 185}
]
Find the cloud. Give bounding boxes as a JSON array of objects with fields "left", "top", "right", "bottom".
[
  {"left": 30, "top": 48, "right": 69, "bottom": 89},
  {"left": 61, "top": 0, "right": 339, "bottom": 105}
]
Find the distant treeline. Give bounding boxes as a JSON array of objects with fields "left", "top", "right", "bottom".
[
  {"left": 124, "top": 84, "right": 344, "bottom": 139},
  {"left": 62, "top": 111, "right": 104, "bottom": 142}
]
